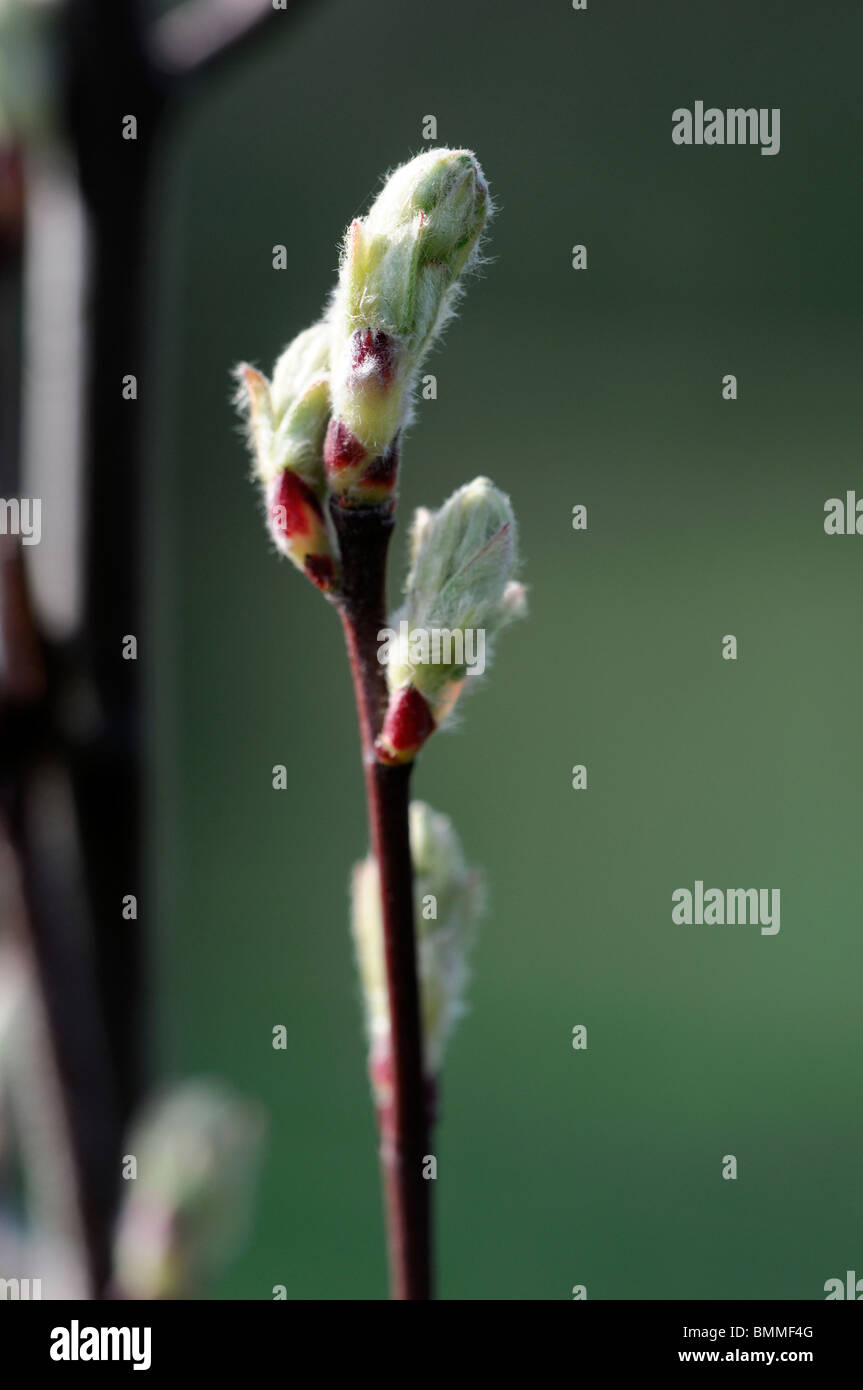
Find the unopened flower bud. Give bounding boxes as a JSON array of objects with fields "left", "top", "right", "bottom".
[
  {"left": 327, "top": 149, "right": 491, "bottom": 505},
  {"left": 351, "top": 802, "right": 483, "bottom": 1098},
  {"left": 265, "top": 466, "right": 336, "bottom": 592},
  {"left": 236, "top": 322, "right": 338, "bottom": 591},
  {"left": 375, "top": 684, "right": 436, "bottom": 766},
  {"left": 237, "top": 322, "right": 330, "bottom": 486},
  {"left": 376, "top": 477, "right": 525, "bottom": 761},
  {"left": 112, "top": 1082, "right": 265, "bottom": 1301}
]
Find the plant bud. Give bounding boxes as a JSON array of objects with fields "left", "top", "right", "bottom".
[
  {"left": 327, "top": 149, "right": 491, "bottom": 504},
  {"left": 236, "top": 322, "right": 338, "bottom": 591},
  {"left": 377, "top": 477, "right": 525, "bottom": 761},
  {"left": 237, "top": 322, "right": 330, "bottom": 486},
  {"left": 351, "top": 802, "right": 483, "bottom": 1097},
  {"left": 375, "top": 683, "right": 436, "bottom": 766},
  {"left": 265, "top": 466, "right": 336, "bottom": 592},
  {"left": 112, "top": 1082, "right": 265, "bottom": 1300}
]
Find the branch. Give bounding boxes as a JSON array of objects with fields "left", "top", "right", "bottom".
[
  {"left": 0, "top": 539, "right": 119, "bottom": 1294},
  {"left": 150, "top": 0, "right": 310, "bottom": 81},
  {"left": 330, "top": 503, "right": 434, "bottom": 1301}
]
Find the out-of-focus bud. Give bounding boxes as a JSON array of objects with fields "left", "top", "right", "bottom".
[
  {"left": 351, "top": 802, "right": 483, "bottom": 1105},
  {"left": 375, "top": 477, "right": 525, "bottom": 763},
  {"left": 112, "top": 1082, "right": 265, "bottom": 1301},
  {"left": 326, "top": 149, "right": 491, "bottom": 506},
  {"left": 236, "top": 322, "right": 338, "bottom": 592}
]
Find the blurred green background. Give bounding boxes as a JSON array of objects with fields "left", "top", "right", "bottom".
[{"left": 148, "top": 0, "right": 863, "bottom": 1298}]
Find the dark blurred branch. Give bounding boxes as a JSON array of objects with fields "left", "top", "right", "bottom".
[
  {"left": 0, "top": 0, "right": 318, "bottom": 1295},
  {"left": 0, "top": 540, "right": 117, "bottom": 1293},
  {"left": 0, "top": 148, "right": 24, "bottom": 498},
  {"left": 61, "top": 2, "right": 164, "bottom": 1169},
  {"left": 151, "top": 0, "right": 308, "bottom": 81}
]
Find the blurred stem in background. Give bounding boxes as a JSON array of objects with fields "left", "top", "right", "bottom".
[{"left": 0, "top": 0, "right": 310, "bottom": 1297}]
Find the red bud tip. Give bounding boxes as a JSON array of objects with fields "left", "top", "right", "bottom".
[
  {"left": 265, "top": 471, "right": 336, "bottom": 590},
  {"left": 350, "top": 440, "right": 400, "bottom": 504},
  {"left": 324, "top": 418, "right": 368, "bottom": 477},
  {"left": 267, "top": 469, "right": 323, "bottom": 541},
  {"left": 350, "top": 328, "right": 397, "bottom": 386},
  {"left": 375, "top": 685, "right": 436, "bottom": 765}
]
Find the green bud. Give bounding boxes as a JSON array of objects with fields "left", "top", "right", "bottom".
[
  {"left": 385, "top": 477, "right": 526, "bottom": 721},
  {"left": 356, "top": 147, "right": 490, "bottom": 325},
  {"left": 409, "top": 801, "right": 484, "bottom": 1075},
  {"left": 329, "top": 148, "right": 491, "bottom": 458},
  {"left": 351, "top": 802, "right": 483, "bottom": 1083},
  {"left": 235, "top": 320, "right": 331, "bottom": 488},
  {"left": 269, "top": 319, "right": 331, "bottom": 422},
  {"left": 112, "top": 1082, "right": 265, "bottom": 1300},
  {"left": 236, "top": 322, "right": 339, "bottom": 591}
]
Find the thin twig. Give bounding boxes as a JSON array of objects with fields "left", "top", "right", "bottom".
[{"left": 331, "top": 502, "right": 433, "bottom": 1301}]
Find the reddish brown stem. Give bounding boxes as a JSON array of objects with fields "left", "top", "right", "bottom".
[{"left": 331, "top": 501, "right": 433, "bottom": 1301}]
